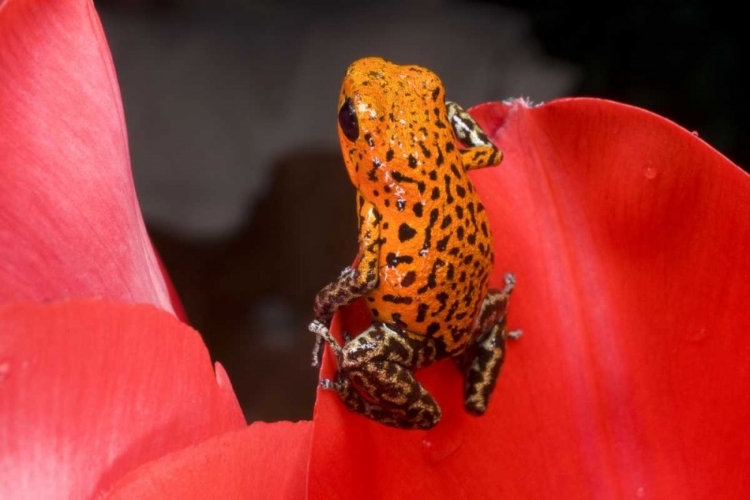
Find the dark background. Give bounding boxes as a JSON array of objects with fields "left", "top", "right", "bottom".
[
  {"left": 498, "top": 2, "right": 746, "bottom": 164},
  {"left": 96, "top": 0, "right": 746, "bottom": 423}
]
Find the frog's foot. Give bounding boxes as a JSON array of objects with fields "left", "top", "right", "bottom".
[
  {"left": 500, "top": 273, "right": 521, "bottom": 341},
  {"left": 456, "top": 280, "right": 518, "bottom": 415},
  {"left": 309, "top": 320, "right": 342, "bottom": 367},
  {"left": 462, "top": 323, "right": 506, "bottom": 415},
  {"left": 446, "top": 101, "right": 502, "bottom": 170},
  {"left": 472, "top": 279, "right": 513, "bottom": 340},
  {"left": 332, "top": 323, "right": 442, "bottom": 430}
]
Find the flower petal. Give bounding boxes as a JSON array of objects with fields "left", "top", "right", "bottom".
[
  {"left": 0, "top": 300, "right": 245, "bottom": 498},
  {"left": 309, "top": 98, "right": 750, "bottom": 498},
  {"left": 107, "top": 421, "right": 311, "bottom": 499},
  {"left": 0, "top": 0, "right": 174, "bottom": 311}
]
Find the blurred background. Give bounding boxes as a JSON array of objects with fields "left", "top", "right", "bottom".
[{"left": 95, "top": 0, "right": 746, "bottom": 423}]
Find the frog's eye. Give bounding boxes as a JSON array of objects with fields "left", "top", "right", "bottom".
[{"left": 338, "top": 97, "right": 359, "bottom": 142}]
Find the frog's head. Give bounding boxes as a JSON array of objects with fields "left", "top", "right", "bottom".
[{"left": 337, "top": 57, "right": 447, "bottom": 203}]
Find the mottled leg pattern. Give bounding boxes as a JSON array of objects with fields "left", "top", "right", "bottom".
[
  {"left": 313, "top": 267, "right": 376, "bottom": 326},
  {"left": 323, "top": 375, "right": 437, "bottom": 430},
  {"left": 455, "top": 273, "right": 520, "bottom": 415},
  {"left": 310, "top": 267, "right": 377, "bottom": 366},
  {"left": 313, "top": 321, "right": 441, "bottom": 430},
  {"left": 446, "top": 101, "right": 502, "bottom": 170},
  {"left": 311, "top": 196, "right": 382, "bottom": 366}
]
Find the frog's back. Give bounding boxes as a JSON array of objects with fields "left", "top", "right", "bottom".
[
  {"left": 366, "top": 175, "right": 494, "bottom": 355},
  {"left": 338, "top": 57, "right": 495, "bottom": 355}
]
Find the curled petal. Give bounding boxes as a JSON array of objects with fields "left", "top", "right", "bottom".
[
  {"left": 108, "top": 422, "right": 312, "bottom": 499},
  {"left": 0, "top": 300, "right": 245, "bottom": 498}
]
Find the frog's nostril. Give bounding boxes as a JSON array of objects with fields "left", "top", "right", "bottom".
[{"left": 338, "top": 97, "right": 359, "bottom": 142}]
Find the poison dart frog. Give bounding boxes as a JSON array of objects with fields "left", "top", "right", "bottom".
[{"left": 309, "top": 57, "right": 520, "bottom": 430}]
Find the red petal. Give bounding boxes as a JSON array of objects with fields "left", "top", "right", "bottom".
[
  {"left": 0, "top": 0, "right": 175, "bottom": 311},
  {"left": 107, "top": 421, "right": 311, "bottom": 499},
  {"left": 0, "top": 300, "right": 245, "bottom": 498},
  {"left": 309, "top": 98, "right": 750, "bottom": 498}
]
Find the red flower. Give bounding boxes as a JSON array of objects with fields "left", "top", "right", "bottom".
[
  {"left": 309, "top": 99, "right": 750, "bottom": 498},
  {"left": 0, "top": 0, "right": 305, "bottom": 498},
  {"left": 3, "top": 0, "right": 750, "bottom": 498},
  {"left": 0, "top": 0, "right": 175, "bottom": 313}
]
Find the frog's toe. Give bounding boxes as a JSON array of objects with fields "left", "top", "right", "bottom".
[
  {"left": 342, "top": 266, "right": 357, "bottom": 278},
  {"left": 319, "top": 378, "right": 337, "bottom": 390},
  {"left": 507, "top": 329, "right": 522, "bottom": 340},
  {"left": 311, "top": 335, "right": 324, "bottom": 367},
  {"left": 309, "top": 320, "right": 339, "bottom": 346},
  {"left": 308, "top": 319, "right": 328, "bottom": 335},
  {"left": 503, "top": 272, "right": 516, "bottom": 291},
  {"left": 309, "top": 320, "right": 343, "bottom": 366}
]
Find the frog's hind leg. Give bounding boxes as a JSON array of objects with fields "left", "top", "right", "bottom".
[
  {"left": 322, "top": 375, "right": 435, "bottom": 430},
  {"left": 310, "top": 266, "right": 379, "bottom": 366},
  {"left": 446, "top": 101, "right": 502, "bottom": 170},
  {"left": 311, "top": 198, "right": 382, "bottom": 366},
  {"left": 319, "top": 322, "right": 442, "bottom": 430},
  {"left": 455, "top": 273, "right": 520, "bottom": 415}
]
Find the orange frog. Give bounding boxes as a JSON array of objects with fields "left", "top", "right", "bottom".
[{"left": 309, "top": 57, "right": 520, "bottom": 430}]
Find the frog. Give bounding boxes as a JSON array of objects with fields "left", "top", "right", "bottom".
[{"left": 309, "top": 57, "right": 520, "bottom": 430}]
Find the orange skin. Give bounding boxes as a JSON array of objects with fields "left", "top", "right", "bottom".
[
  {"left": 309, "top": 57, "right": 516, "bottom": 429},
  {"left": 339, "top": 57, "right": 500, "bottom": 354}
]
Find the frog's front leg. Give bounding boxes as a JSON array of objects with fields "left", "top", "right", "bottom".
[
  {"left": 446, "top": 101, "right": 502, "bottom": 170},
  {"left": 455, "top": 273, "right": 521, "bottom": 415},
  {"left": 311, "top": 197, "right": 382, "bottom": 365},
  {"left": 314, "top": 321, "right": 442, "bottom": 430}
]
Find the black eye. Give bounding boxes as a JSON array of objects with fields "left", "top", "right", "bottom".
[{"left": 338, "top": 97, "right": 359, "bottom": 142}]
